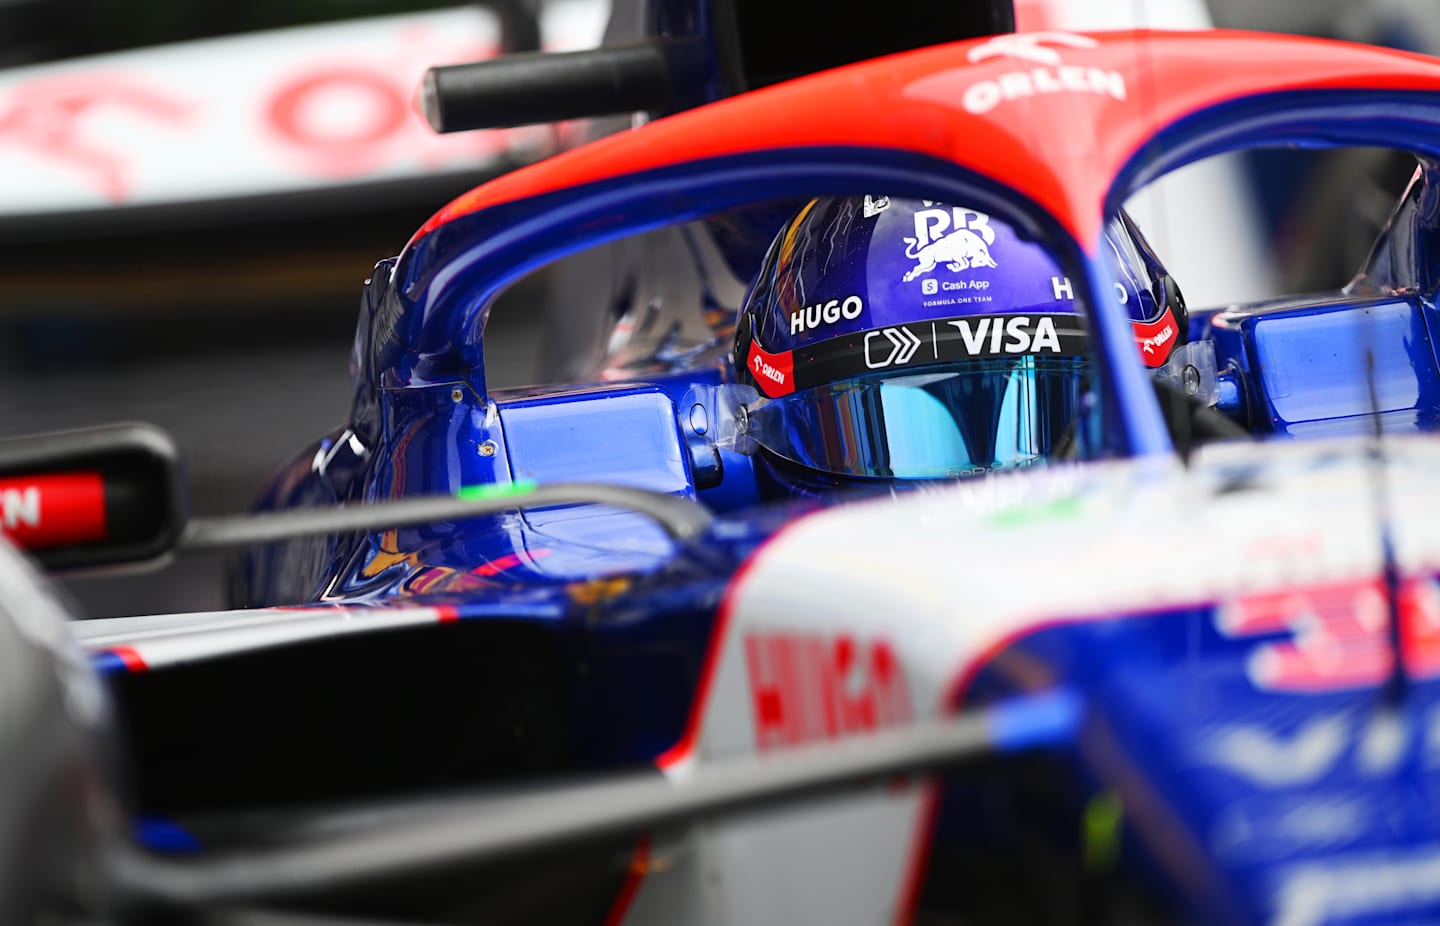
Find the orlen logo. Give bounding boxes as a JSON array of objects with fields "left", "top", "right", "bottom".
[
  {"left": 1141, "top": 323, "right": 1174, "bottom": 357},
  {"left": 0, "top": 472, "right": 107, "bottom": 550},
  {"left": 968, "top": 32, "right": 1097, "bottom": 66},
  {"left": 949, "top": 315, "right": 1062, "bottom": 354},
  {"left": 962, "top": 32, "right": 1127, "bottom": 115},
  {"left": 790, "top": 295, "right": 864, "bottom": 335},
  {"left": 745, "top": 631, "right": 912, "bottom": 750},
  {"left": 746, "top": 340, "right": 794, "bottom": 397},
  {"left": 904, "top": 204, "right": 997, "bottom": 283},
  {"left": 752, "top": 352, "right": 786, "bottom": 386},
  {"left": 1, "top": 487, "right": 37, "bottom": 530},
  {"left": 1133, "top": 307, "right": 1178, "bottom": 368}
]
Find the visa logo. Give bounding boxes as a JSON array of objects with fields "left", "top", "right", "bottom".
[{"left": 948, "top": 315, "right": 1062, "bottom": 354}]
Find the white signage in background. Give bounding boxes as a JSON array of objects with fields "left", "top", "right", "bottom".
[{"left": 0, "top": 5, "right": 605, "bottom": 216}]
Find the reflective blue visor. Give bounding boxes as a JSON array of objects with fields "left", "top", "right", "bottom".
[{"left": 745, "top": 356, "right": 1087, "bottom": 479}]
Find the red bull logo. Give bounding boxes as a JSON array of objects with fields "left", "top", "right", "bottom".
[{"left": 903, "top": 205, "right": 998, "bottom": 283}]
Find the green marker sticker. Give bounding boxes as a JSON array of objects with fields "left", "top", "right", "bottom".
[
  {"left": 456, "top": 480, "right": 538, "bottom": 502},
  {"left": 988, "top": 494, "right": 1083, "bottom": 529}
]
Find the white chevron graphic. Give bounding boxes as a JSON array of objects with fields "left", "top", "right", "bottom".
[{"left": 865, "top": 326, "right": 924, "bottom": 368}]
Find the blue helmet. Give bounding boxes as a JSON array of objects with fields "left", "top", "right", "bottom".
[{"left": 732, "top": 195, "right": 1183, "bottom": 483}]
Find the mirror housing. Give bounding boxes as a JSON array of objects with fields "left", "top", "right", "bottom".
[{"left": 0, "top": 423, "right": 186, "bottom": 571}]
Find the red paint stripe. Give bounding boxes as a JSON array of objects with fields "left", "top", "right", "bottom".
[
  {"left": 893, "top": 781, "right": 943, "bottom": 925},
  {"left": 435, "top": 605, "right": 461, "bottom": 623},
  {"left": 601, "top": 832, "right": 652, "bottom": 926},
  {"left": 110, "top": 645, "right": 148, "bottom": 672}
]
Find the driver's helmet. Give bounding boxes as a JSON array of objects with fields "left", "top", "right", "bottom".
[{"left": 732, "top": 195, "right": 1184, "bottom": 485}]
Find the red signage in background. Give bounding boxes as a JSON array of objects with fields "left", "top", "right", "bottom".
[
  {"left": 263, "top": 22, "right": 512, "bottom": 179},
  {"left": 0, "top": 74, "right": 190, "bottom": 202},
  {"left": 0, "top": 8, "right": 573, "bottom": 213}
]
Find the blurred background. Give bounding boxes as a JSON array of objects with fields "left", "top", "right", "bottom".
[{"left": 0, "top": 0, "right": 1434, "bottom": 616}]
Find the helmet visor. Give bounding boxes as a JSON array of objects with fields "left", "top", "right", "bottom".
[{"left": 745, "top": 356, "right": 1087, "bottom": 479}]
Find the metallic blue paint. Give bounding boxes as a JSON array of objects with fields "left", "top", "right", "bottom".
[
  {"left": 1200, "top": 293, "right": 1440, "bottom": 436},
  {"left": 499, "top": 386, "right": 694, "bottom": 495}
]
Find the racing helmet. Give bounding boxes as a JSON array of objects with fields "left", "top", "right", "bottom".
[{"left": 731, "top": 195, "right": 1185, "bottom": 485}]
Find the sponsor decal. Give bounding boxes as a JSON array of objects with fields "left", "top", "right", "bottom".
[
  {"left": 746, "top": 340, "right": 795, "bottom": 398},
  {"left": 1200, "top": 711, "right": 1419, "bottom": 789},
  {"left": 1274, "top": 848, "right": 1440, "bottom": 926},
  {"left": 1217, "top": 577, "right": 1440, "bottom": 692},
  {"left": 790, "top": 295, "right": 864, "bottom": 335},
  {"left": 0, "top": 472, "right": 108, "bottom": 550},
  {"left": 903, "top": 204, "right": 997, "bottom": 283},
  {"left": 744, "top": 631, "right": 911, "bottom": 750},
  {"left": 1048, "top": 276, "right": 1123, "bottom": 306},
  {"left": 967, "top": 32, "right": 1099, "bottom": 66},
  {"left": 1201, "top": 716, "right": 1351, "bottom": 787},
  {"left": 948, "top": 314, "right": 1062, "bottom": 355},
  {"left": 1132, "top": 306, "right": 1178, "bottom": 367},
  {"left": 961, "top": 32, "right": 1126, "bottom": 115},
  {"left": 865, "top": 326, "right": 924, "bottom": 369},
  {"left": 1, "top": 486, "right": 38, "bottom": 531},
  {"left": 863, "top": 194, "right": 890, "bottom": 217}
]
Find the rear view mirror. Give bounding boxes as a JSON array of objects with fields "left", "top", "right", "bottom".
[{"left": 0, "top": 423, "right": 186, "bottom": 571}]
